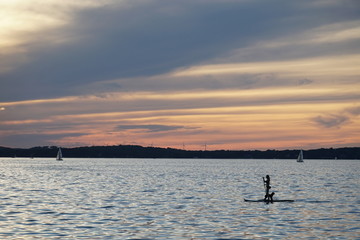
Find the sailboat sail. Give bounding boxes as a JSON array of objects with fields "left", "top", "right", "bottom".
[
  {"left": 297, "top": 150, "right": 304, "bottom": 162},
  {"left": 56, "top": 148, "right": 63, "bottom": 161}
]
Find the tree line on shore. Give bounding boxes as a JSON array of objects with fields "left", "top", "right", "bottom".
[{"left": 0, "top": 145, "right": 359, "bottom": 159}]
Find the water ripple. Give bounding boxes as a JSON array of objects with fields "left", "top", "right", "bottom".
[{"left": 0, "top": 158, "right": 358, "bottom": 239}]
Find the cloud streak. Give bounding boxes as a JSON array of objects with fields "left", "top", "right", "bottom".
[
  {"left": 312, "top": 115, "right": 350, "bottom": 128},
  {"left": 0, "top": 133, "right": 86, "bottom": 148},
  {"left": 117, "top": 124, "right": 192, "bottom": 133}
]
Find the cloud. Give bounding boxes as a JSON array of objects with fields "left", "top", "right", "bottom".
[
  {"left": 116, "top": 124, "right": 189, "bottom": 133},
  {"left": 312, "top": 114, "right": 349, "bottom": 128},
  {"left": 220, "top": 20, "right": 360, "bottom": 65},
  {"left": 1, "top": 0, "right": 359, "bottom": 150},
  {"left": 2, "top": 0, "right": 359, "bottom": 101},
  {"left": 0, "top": 133, "right": 86, "bottom": 148},
  {"left": 1, "top": 87, "right": 359, "bottom": 125},
  {"left": 172, "top": 54, "right": 360, "bottom": 79},
  {"left": 346, "top": 106, "right": 360, "bottom": 116},
  {"left": 298, "top": 78, "right": 313, "bottom": 85}
]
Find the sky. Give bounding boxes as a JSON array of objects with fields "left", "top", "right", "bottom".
[{"left": 0, "top": 0, "right": 360, "bottom": 150}]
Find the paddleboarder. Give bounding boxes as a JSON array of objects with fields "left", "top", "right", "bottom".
[
  {"left": 244, "top": 175, "right": 294, "bottom": 203},
  {"left": 263, "top": 175, "right": 274, "bottom": 203}
]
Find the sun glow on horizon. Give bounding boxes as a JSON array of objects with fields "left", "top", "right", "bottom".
[{"left": 1, "top": 88, "right": 359, "bottom": 150}]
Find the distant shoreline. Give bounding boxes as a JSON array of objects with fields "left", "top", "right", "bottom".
[{"left": 0, "top": 145, "right": 359, "bottom": 159}]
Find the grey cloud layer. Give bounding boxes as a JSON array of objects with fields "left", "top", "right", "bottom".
[
  {"left": 0, "top": 133, "right": 85, "bottom": 148},
  {"left": 2, "top": 0, "right": 359, "bottom": 101}
]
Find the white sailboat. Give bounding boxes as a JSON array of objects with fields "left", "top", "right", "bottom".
[
  {"left": 297, "top": 150, "right": 304, "bottom": 162},
  {"left": 56, "top": 148, "right": 63, "bottom": 161}
]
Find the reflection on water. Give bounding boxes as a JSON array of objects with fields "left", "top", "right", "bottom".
[{"left": 0, "top": 158, "right": 359, "bottom": 239}]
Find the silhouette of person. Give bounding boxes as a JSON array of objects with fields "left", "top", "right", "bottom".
[{"left": 263, "top": 175, "right": 274, "bottom": 203}]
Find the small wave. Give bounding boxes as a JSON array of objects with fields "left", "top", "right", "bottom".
[
  {"left": 38, "top": 211, "right": 57, "bottom": 215},
  {"left": 183, "top": 196, "right": 195, "bottom": 199},
  {"left": 142, "top": 189, "right": 157, "bottom": 193},
  {"left": 75, "top": 225, "right": 95, "bottom": 229},
  {"left": 5, "top": 211, "right": 22, "bottom": 215},
  {"left": 305, "top": 200, "right": 332, "bottom": 203},
  {"left": 100, "top": 205, "right": 115, "bottom": 209}
]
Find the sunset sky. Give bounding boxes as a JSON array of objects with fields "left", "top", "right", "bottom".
[{"left": 1, "top": 0, "right": 359, "bottom": 150}]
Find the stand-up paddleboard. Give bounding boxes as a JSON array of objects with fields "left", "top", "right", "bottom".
[{"left": 244, "top": 199, "right": 294, "bottom": 202}]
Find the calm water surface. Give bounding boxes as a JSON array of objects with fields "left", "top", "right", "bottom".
[{"left": 0, "top": 158, "right": 359, "bottom": 239}]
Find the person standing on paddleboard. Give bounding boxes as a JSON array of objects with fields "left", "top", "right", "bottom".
[{"left": 263, "top": 175, "right": 274, "bottom": 203}]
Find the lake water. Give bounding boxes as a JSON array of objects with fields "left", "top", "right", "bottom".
[{"left": 0, "top": 158, "right": 359, "bottom": 239}]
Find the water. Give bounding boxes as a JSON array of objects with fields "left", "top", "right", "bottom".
[{"left": 0, "top": 158, "right": 359, "bottom": 239}]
